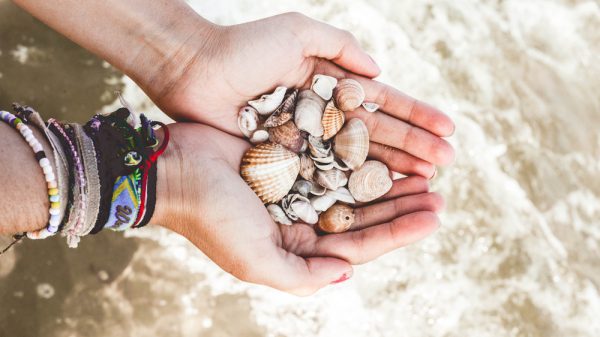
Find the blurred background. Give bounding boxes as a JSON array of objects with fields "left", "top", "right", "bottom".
[{"left": 1, "top": 0, "right": 599, "bottom": 336}]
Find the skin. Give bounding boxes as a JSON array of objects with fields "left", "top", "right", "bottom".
[{"left": 5, "top": 1, "right": 456, "bottom": 295}]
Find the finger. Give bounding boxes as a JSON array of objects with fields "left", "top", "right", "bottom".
[
  {"left": 314, "top": 211, "right": 440, "bottom": 264},
  {"left": 368, "top": 142, "right": 436, "bottom": 178},
  {"left": 353, "top": 192, "right": 445, "bottom": 230},
  {"left": 360, "top": 175, "right": 430, "bottom": 205}
]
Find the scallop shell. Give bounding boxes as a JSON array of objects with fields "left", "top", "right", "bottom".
[
  {"left": 311, "top": 74, "right": 338, "bottom": 100},
  {"left": 267, "top": 204, "right": 292, "bottom": 225},
  {"left": 294, "top": 90, "right": 326, "bottom": 137},
  {"left": 310, "top": 194, "right": 337, "bottom": 212},
  {"left": 322, "top": 101, "right": 345, "bottom": 141},
  {"left": 315, "top": 168, "right": 348, "bottom": 191},
  {"left": 317, "top": 204, "right": 355, "bottom": 234},
  {"left": 334, "top": 79, "right": 365, "bottom": 112},
  {"left": 326, "top": 187, "right": 356, "bottom": 204},
  {"left": 249, "top": 129, "right": 269, "bottom": 144},
  {"left": 248, "top": 86, "right": 287, "bottom": 115},
  {"left": 299, "top": 153, "right": 316, "bottom": 181},
  {"left": 362, "top": 102, "right": 379, "bottom": 113},
  {"left": 348, "top": 160, "right": 392, "bottom": 202},
  {"left": 268, "top": 121, "right": 305, "bottom": 153},
  {"left": 333, "top": 118, "right": 369, "bottom": 170},
  {"left": 264, "top": 89, "right": 298, "bottom": 128},
  {"left": 240, "top": 143, "right": 300, "bottom": 203},
  {"left": 238, "top": 106, "right": 259, "bottom": 138}
]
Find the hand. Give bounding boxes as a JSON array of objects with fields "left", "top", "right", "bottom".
[
  {"left": 154, "top": 124, "right": 445, "bottom": 296},
  {"left": 145, "top": 12, "right": 455, "bottom": 179}
]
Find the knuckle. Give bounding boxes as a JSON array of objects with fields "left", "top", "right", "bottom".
[{"left": 284, "top": 11, "right": 309, "bottom": 24}]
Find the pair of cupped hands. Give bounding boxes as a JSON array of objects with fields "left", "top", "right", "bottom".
[{"left": 144, "top": 13, "right": 455, "bottom": 295}]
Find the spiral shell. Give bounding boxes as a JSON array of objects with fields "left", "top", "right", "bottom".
[
  {"left": 311, "top": 74, "right": 338, "bottom": 100},
  {"left": 264, "top": 89, "right": 298, "bottom": 128},
  {"left": 317, "top": 204, "right": 355, "bottom": 233},
  {"left": 322, "top": 101, "right": 345, "bottom": 141},
  {"left": 299, "top": 153, "right": 316, "bottom": 181},
  {"left": 315, "top": 168, "right": 348, "bottom": 191},
  {"left": 268, "top": 121, "right": 305, "bottom": 153},
  {"left": 333, "top": 118, "right": 369, "bottom": 170},
  {"left": 294, "top": 90, "right": 326, "bottom": 137},
  {"left": 348, "top": 160, "right": 392, "bottom": 202},
  {"left": 238, "top": 106, "right": 259, "bottom": 138},
  {"left": 334, "top": 79, "right": 365, "bottom": 112},
  {"left": 248, "top": 86, "right": 287, "bottom": 115},
  {"left": 240, "top": 143, "right": 300, "bottom": 203}
]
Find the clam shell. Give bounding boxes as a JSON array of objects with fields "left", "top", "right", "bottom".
[
  {"left": 315, "top": 168, "right": 348, "bottom": 191},
  {"left": 310, "top": 194, "right": 337, "bottom": 212},
  {"left": 311, "top": 74, "right": 338, "bottom": 100},
  {"left": 294, "top": 90, "right": 326, "bottom": 137},
  {"left": 267, "top": 204, "right": 292, "bottom": 225},
  {"left": 268, "top": 121, "right": 305, "bottom": 153},
  {"left": 362, "top": 102, "right": 379, "bottom": 113},
  {"left": 348, "top": 160, "right": 392, "bottom": 202},
  {"left": 333, "top": 118, "right": 369, "bottom": 170},
  {"left": 249, "top": 129, "right": 269, "bottom": 144},
  {"left": 322, "top": 101, "right": 345, "bottom": 141},
  {"left": 334, "top": 79, "right": 365, "bottom": 112},
  {"left": 264, "top": 89, "right": 298, "bottom": 128},
  {"left": 291, "top": 200, "right": 318, "bottom": 225},
  {"left": 248, "top": 86, "right": 287, "bottom": 115},
  {"left": 326, "top": 187, "right": 356, "bottom": 204},
  {"left": 240, "top": 143, "right": 300, "bottom": 203},
  {"left": 317, "top": 204, "right": 355, "bottom": 234},
  {"left": 299, "top": 153, "right": 316, "bottom": 181},
  {"left": 238, "top": 106, "right": 259, "bottom": 138}
]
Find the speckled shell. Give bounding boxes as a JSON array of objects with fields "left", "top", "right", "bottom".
[
  {"left": 237, "top": 106, "right": 259, "bottom": 138},
  {"left": 334, "top": 79, "right": 365, "bottom": 112},
  {"left": 264, "top": 89, "right": 298, "bottom": 128},
  {"left": 299, "top": 153, "right": 316, "bottom": 181},
  {"left": 317, "top": 204, "right": 355, "bottom": 234},
  {"left": 315, "top": 168, "right": 348, "bottom": 191},
  {"left": 248, "top": 86, "right": 287, "bottom": 115},
  {"left": 311, "top": 74, "right": 338, "bottom": 100},
  {"left": 333, "top": 118, "right": 369, "bottom": 170},
  {"left": 294, "top": 90, "right": 326, "bottom": 137},
  {"left": 322, "top": 101, "right": 345, "bottom": 141},
  {"left": 240, "top": 143, "right": 300, "bottom": 203},
  {"left": 348, "top": 160, "right": 392, "bottom": 202},
  {"left": 268, "top": 121, "right": 305, "bottom": 153}
]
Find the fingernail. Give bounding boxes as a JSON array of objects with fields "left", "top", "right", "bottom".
[
  {"left": 368, "top": 55, "right": 381, "bottom": 73},
  {"left": 331, "top": 270, "right": 353, "bottom": 284},
  {"left": 429, "top": 167, "right": 438, "bottom": 180}
]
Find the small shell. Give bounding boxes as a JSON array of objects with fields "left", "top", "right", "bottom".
[
  {"left": 310, "top": 194, "right": 337, "bottom": 212},
  {"left": 315, "top": 168, "right": 348, "bottom": 191},
  {"left": 240, "top": 143, "right": 300, "bottom": 203},
  {"left": 295, "top": 90, "right": 326, "bottom": 137},
  {"left": 322, "top": 101, "right": 345, "bottom": 141},
  {"left": 348, "top": 160, "right": 393, "bottom": 202},
  {"left": 333, "top": 118, "right": 369, "bottom": 170},
  {"left": 308, "top": 135, "right": 331, "bottom": 158},
  {"left": 249, "top": 129, "right": 269, "bottom": 144},
  {"left": 311, "top": 151, "right": 334, "bottom": 164},
  {"left": 267, "top": 204, "right": 292, "bottom": 225},
  {"left": 318, "top": 204, "right": 355, "bottom": 234},
  {"left": 362, "top": 102, "right": 379, "bottom": 113},
  {"left": 334, "top": 79, "right": 365, "bottom": 112},
  {"left": 282, "top": 193, "right": 310, "bottom": 221},
  {"left": 248, "top": 86, "right": 287, "bottom": 115},
  {"left": 311, "top": 74, "right": 338, "bottom": 100},
  {"left": 326, "top": 187, "right": 356, "bottom": 204},
  {"left": 264, "top": 89, "right": 298, "bottom": 128},
  {"left": 292, "top": 179, "right": 313, "bottom": 197},
  {"left": 268, "top": 121, "right": 305, "bottom": 153},
  {"left": 314, "top": 162, "right": 335, "bottom": 171},
  {"left": 291, "top": 200, "right": 318, "bottom": 225},
  {"left": 238, "top": 106, "right": 259, "bottom": 138},
  {"left": 310, "top": 183, "right": 327, "bottom": 196},
  {"left": 299, "top": 153, "right": 316, "bottom": 181},
  {"left": 332, "top": 157, "right": 350, "bottom": 171}
]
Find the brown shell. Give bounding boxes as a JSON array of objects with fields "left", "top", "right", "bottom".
[
  {"left": 268, "top": 121, "right": 305, "bottom": 153},
  {"left": 348, "top": 160, "right": 392, "bottom": 202},
  {"left": 299, "top": 153, "right": 316, "bottom": 181},
  {"left": 334, "top": 79, "right": 365, "bottom": 112},
  {"left": 333, "top": 118, "right": 369, "bottom": 170},
  {"left": 317, "top": 204, "right": 355, "bottom": 234},
  {"left": 322, "top": 100, "right": 345, "bottom": 141},
  {"left": 264, "top": 89, "right": 298, "bottom": 128}
]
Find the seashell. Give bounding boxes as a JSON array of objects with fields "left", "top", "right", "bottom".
[
  {"left": 299, "top": 153, "right": 316, "bottom": 181},
  {"left": 264, "top": 89, "right": 298, "bottom": 128},
  {"left": 311, "top": 74, "right": 338, "bottom": 100},
  {"left": 267, "top": 204, "right": 292, "bottom": 225},
  {"left": 334, "top": 79, "right": 365, "bottom": 112},
  {"left": 308, "top": 135, "right": 331, "bottom": 158},
  {"left": 282, "top": 193, "right": 312, "bottom": 222},
  {"left": 291, "top": 200, "right": 318, "bottom": 225},
  {"left": 322, "top": 101, "right": 346, "bottom": 141},
  {"left": 332, "top": 157, "right": 350, "bottom": 171},
  {"left": 317, "top": 204, "right": 355, "bottom": 234},
  {"left": 294, "top": 90, "right": 326, "bottom": 137},
  {"left": 240, "top": 143, "right": 300, "bottom": 203},
  {"left": 249, "top": 129, "right": 270, "bottom": 144},
  {"left": 333, "top": 118, "right": 369, "bottom": 170},
  {"left": 310, "top": 183, "right": 327, "bottom": 196},
  {"left": 292, "top": 179, "right": 313, "bottom": 197},
  {"left": 362, "top": 102, "right": 379, "bottom": 113},
  {"left": 300, "top": 139, "right": 308, "bottom": 153},
  {"left": 326, "top": 187, "right": 356, "bottom": 204},
  {"left": 311, "top": 151, "right": 334, "bottom": 164},
  {"left": 238, "top": 106, "right": 259, "bottom": 138},
  {"left": 348, "top": 160, "right": 393, "bottom": 202},
  {"left": 248, "top": 86, "right": 287, "bottom": 115},
  {"left": 310, "top": 194, "right": 337, "bottom": 212},
  {"left": 314, "top": 161, "right": 335, "bottom": 171},
  {"left": 268, "top": 121, "right": 305, "bottom": 153},
  {"left": 315, "top": 168, "right": 348, "bottom": 190}
]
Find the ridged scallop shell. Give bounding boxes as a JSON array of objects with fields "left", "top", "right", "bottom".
[
  {"left": 248, "top": 86, "right": 287, "bottom": 115},
  {"left": 362, "top": 102, "right": 379, "bottom": 113},
  {"left": 333, "top": 118, "right": 369, "bottom": 170},
  {"left": 311, "top": 74, "right": 338, "bottom": 100},
  {"left": 348, "top": 160, "right": 392, "bottom": 202},
  {"left": 249, "top": 129, "right": 269, "bottom": 144},
  {"left": 240, "top": 143, "right": 300, "bottom": 203},
  {"left": 317, "top": 204, "right": 355, "bottom": 233},
  {"left": 267, "top": 204, "right": 292, "bottom": 225},
  {"left": 299, "top": 153, "right": 316, "bottom": 181},
  {"left": 322, "top": 101, "right": 345, "bottom": 141},
  {"left": 315, "top": 168, "right": 348, "bottom": 191},
  {"left": 294, "top": 90, "right": 326, "bottom": 137},
  {"left": 238, "top": 106, "right": 259, "bottom": 138},
  {"left": 264, "top": 89, "right": 298, "bottom": 128},
  {"left": 268, "top": 121, "right": 305, "bottom": 153},
  {"left": 334, "top": 79, "right": 365, "bottom": 112}
]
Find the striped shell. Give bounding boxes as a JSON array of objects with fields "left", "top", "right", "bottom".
[
  {"left": 317, "top": 204, "right": 355, "bottom": 234},
  {"left": 334, "top": 79, "right": 365, "bottom": 112},
  {"left": 294, "top": 90, "right": 326, "bottom": 137},
  {"left": 268, "top": 121, "right": 305, "bottom": 153},
  {"left": 348, "top": 160, "right": 392, "bottom": 202},
  {"left": 299, "top": 153, "right": 316, "bottom": 181},
  {"left": 333, "top": 118, "right": 369, "bottom": 170},
  {"left": 315, "top": 168, "right": 348, "bottom": 190},
  {"left": 322, "top": 101, "right": 345, "bottom": 141},
  {"left": 240, "top": 143, "right": 300, "bottom": 203}
]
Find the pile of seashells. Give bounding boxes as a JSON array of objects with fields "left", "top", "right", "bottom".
[{"left": 238, "top": 75, "right": 393, "bottom": 234}]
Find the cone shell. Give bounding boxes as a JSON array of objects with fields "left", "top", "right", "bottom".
[
  {"left": 268, "top": 121, "right": 305, "bottom": 153},
  {"left": 322, "top": 101, "right": 345, "bottom": 141},
  {"left": 299, "top": 153, "right": 316, "bottom": 181},
  {"left": 240, "top": 143, "right": 300, "bottom": 203},
  {"left": 315, "top": 168, "right": 348, "bottom": 190},
  {"left": 294, "top": 90, "right": 326, "bottom": 137},
  {"left": 333, "top": 118, "right": 369, "bottom": 170},
  {"left": 248, "top": 86, "right": 287, "bottom": 115},
  {"left": 348, "top": 160, "right": 392, "bottom": 202},
  {"left": 318, "top": 204, "right": 355, "bottom": 233},
  {"left": 334, "top": 79, "right": 365, "bottom": 112},
  {"left": 264, "top": 89, "right": 298, "bottom": 128}
]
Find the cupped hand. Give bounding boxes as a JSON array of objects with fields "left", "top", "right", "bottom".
[
  {"left": 147, "top": 12, "right": 455, "bottom": 179},
  {"left": 155, "top": 124, "right": 444, "bottom": 296}
]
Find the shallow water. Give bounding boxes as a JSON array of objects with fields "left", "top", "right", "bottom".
[{"left": 1, "top": 0, "right": 599, "bottom": 336}]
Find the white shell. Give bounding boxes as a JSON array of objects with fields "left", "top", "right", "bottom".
[
  {"left": 310, "top": 183, "right": 327, "bottom": 196},
  {"left": 310, "top": 194, "right": 337, "bottom": 212},
  {"left": 248, "top": 86, "right": 287, "bottom": 115},
  {"left": 249, "top": 129, "right": 269, "bottom": 144},
  {"left": 362, "top": 102, "right": 379, "bottom": 113},
  {"left": 267, "top": 204, "right": 292, "bottom": 225},
  {"left": 326, "top": 187, "right": 356, "bottom": 204},
  {"left": 311, "top": 74, "right": 338, "bottom": 100},
  {"left": 292, "top": 179, "right": 313, "bottom": 197},
  {"left": 315, "top": 168, "right": 348, "bottom": 190},
  {"left": 348, "top": 160, "right": 393, "bottom": 202},
  {"left": 291, "top": 200, "right": 318, "bottom": 225},
  {"left": 295, "top": 90, "right": 326, "bottom": 137},
  {"left": 238, "top": 106, "right": 259, "bottom": 138}
]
